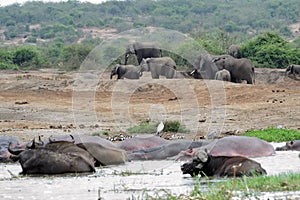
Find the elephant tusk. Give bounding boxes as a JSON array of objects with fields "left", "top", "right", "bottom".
[{"left": 190, "top": 69, "right": 195, "bottom": 75}]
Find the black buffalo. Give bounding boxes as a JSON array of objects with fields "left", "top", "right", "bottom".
[
  {"left": 9, "top": 139, "right": 95, "bottom": 175},
  {"left": 181, "top": 149, "right": 267, "bottom": 177}
]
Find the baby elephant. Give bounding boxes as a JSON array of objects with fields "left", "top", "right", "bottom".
[
  {"left": 181, "top": 149, "right": 266, "bottom": 177},
  {"left": 215, "top": 69, "right": 231, "bottom": 81},
  {"left": 110, "top": 64, "right": 141, "bottom": 79}
]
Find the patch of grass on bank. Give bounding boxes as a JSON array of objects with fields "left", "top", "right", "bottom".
[
  {"left": 195, "top": 173, "right": 300, "bottom": 199},
  {"left": 242, "top": 127, "right": 300, "bottom": 142},
  {"left": 126, "top": 120, "right": 190, "bottom": 134},
  {"left": 159, "top": 173, "right": 300, "bottom": 200}
]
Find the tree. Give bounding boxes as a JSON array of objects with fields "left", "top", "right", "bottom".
[
  {"left": 241, "top": 32, "right": 300, "bottom": 68},
  {"left": 13, "top": 46, "right": 43, "bottom": 68}
]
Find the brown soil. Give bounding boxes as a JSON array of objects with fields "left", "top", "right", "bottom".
[{"left": 0, "top": 68, "right": 299, "bottom": 142}]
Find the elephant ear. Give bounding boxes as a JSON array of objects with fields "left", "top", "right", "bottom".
[
  {"left": 291, "top": 65, "right": 294, "bottom": 73},
  {"left": 115, "top": 64, "right": 121, "bottom": 73}
]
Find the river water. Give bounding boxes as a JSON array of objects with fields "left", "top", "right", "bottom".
[{"left": 0, "top": 144, "right": 299, "bottom": 200}]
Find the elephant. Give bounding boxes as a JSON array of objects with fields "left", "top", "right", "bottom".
[
  {"left": 286, "top": 64, "right": 300, "bottom": 79},
  {"left": 212, "top": 55, "right": 255, "bottom": 84},
  {"left": 228, "top": 44, "right": 241, "bottom": 58},
  {"left": 110, "top": 64, "right": 141, "bottom": 79},
  {"left": 125, "top": 42, "right": 162, "bottom": 65},
  {"left": 140, "top": 57, "right": 177, "bottom": 79},
  {"left": 193, "top": 54, "right": 231, "bottom": 79},
  {"left": 215, "top": 69, "right": 231, "bottom": 81}
]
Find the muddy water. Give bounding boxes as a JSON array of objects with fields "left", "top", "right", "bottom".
[{"left": 0, "top": 144, "right": 299, "bottom": 200}]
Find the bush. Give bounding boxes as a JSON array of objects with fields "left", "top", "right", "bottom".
[
  {"left": 127, "top": 120, "right": 190, "bottom": 134},
  {"left": 241, "top": 32, "right": 300, "bottom": 68}
]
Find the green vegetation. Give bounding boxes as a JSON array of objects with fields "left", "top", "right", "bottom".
[
  {"left": 243, "top": 127, "right": 300, "bottom": 142},
  {"left": 127, "top": 120, "right": 190, "bottom": 134},
  {"left": 92, "top": 130, "right": 110, "bottom": 136},
  {"left": 0, "top": 0, "right": 299, "bottom": 70},
  {"left": 180, "top": 173, "right": 300, "bottom": 199},
  {"left": 241, "top": 32, "right": 300, "bottom": 68},
  {"left": 1, "top": 0, "right": 299, "bottom": 36}
]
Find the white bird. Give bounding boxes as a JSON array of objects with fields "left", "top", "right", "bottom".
[{"left": 156, "top": 121, "right": 164, "bottom": 135}]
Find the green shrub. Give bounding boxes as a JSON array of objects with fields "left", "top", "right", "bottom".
[
  {"left": 163, "top": 120, "right": 190, "bottom": 133},
  {"left": 127, "top": 120, "right": 190, "bottom": 134},
  {"left": 243, "top": 127, "right": 300, "bottom": 142},
  {"left": 241, "top": 32, "right": 300, "bottom": 68},
  {"left": 127, "top": 121, "right": 157, "bottom": 134}
]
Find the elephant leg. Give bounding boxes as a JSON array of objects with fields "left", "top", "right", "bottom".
[{"left": 151, "top": 72, "right": 159, "bottom": 79}]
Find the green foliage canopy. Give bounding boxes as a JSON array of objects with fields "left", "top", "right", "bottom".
[{"left": 241, "top": 33, "right": 300, "bottom": 68}]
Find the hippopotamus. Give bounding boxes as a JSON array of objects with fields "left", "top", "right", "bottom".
[
  {"left": 9, "top": 140, "right": 95, "bottom": 174},
  {"left": 42, "top": 135, "right": 127, "bottom": 166},
  {"left": 181, "top": 149, "right": 267, "bottom": 177},
  {"left": 128, "top": 140, "right": 210, "bottom": 161},
  {"left": 0, "top": 136, "right": 25, "bottom": 162},
  {"left": 177, "top": 136, "right": 275, "bottom": 160},
  {"left": 276, "top": 140, "right": 300, "bottom": 151},
  {"left": 43, "top": 134, "right": 117, "bottom": 148},
  {"left": 77, "top": 142, "right": 127, "bottom": 166},
  {"left": 117, "top": 134, "right": 169, "bottom": 153}
]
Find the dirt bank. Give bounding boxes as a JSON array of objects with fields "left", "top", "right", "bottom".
[{"left": 0, "top": 68, "right": 299, "bottom": 142}]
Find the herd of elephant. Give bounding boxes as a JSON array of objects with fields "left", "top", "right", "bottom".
[
  {"left": 110, "top": 42, "right": 300, "bottom": 83},
  {"left": 1, "top": 134, "right": 299, "bottom": 177}
]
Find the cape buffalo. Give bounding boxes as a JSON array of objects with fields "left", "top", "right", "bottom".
[
  {"left": 276, "top": 140, "right": 300, "bottom": 151},
  {"left": 181, "top": 149, "right": 267, "bottom": 177},
  {"left": 9, "top": 139, "right": 95, "bottom": 175}
]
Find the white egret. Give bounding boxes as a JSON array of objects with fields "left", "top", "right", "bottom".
[{"left": 156, "top": 121, "right": 164, "bottom": 135}]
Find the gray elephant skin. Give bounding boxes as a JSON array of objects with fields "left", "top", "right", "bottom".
[
  {"left": 286, "top": 64, "right": 300, "bottom": 79},
  {"left": 193, "top": 54, "right": 219, "bottom": 79},
  {"left": 110, "top": 64, "right": 141, "bottom": 79},
  {"left": 213, "top": 55, "right": 255, "bottom": 84},
  {"left": 215, "top": 69, "right": 231, "bottom": 81},
  {"left": 125, "top": 42, "right": 162, "bottom": 65},
  {"left": 228, "top": 44, "right": 241, "bottom": 58},
  {"left": 140, "top": 57, "right": 177, "bottom": 79},
  {"left": 192, "top": 54, "right": 232, "bottom": 79}
]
